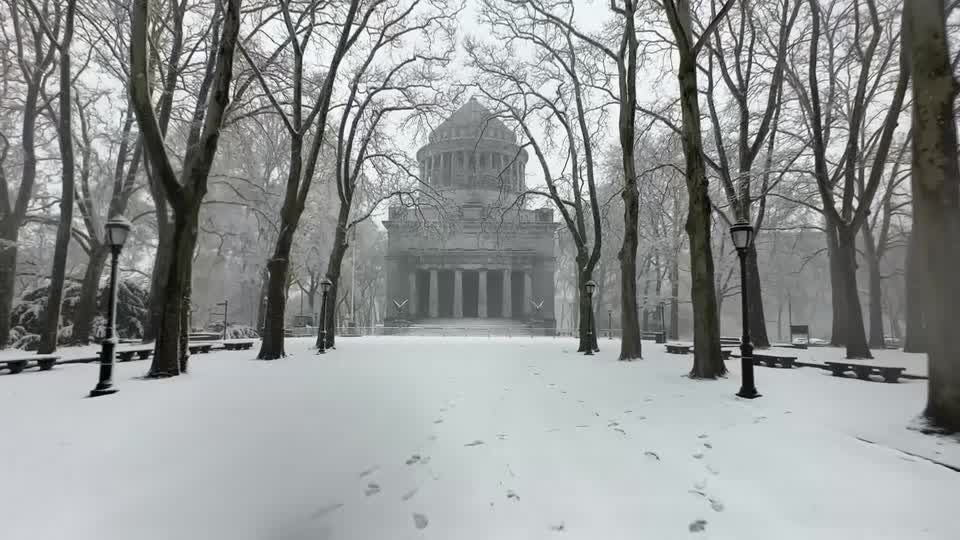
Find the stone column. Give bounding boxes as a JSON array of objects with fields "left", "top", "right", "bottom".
[
  {"left": 523, "top": 271, "right": 532, "bottom": 316},
  {"left": 409, "top": 271, "right": 417, "bottom": 318},
  {"left": 478, "top": 270, "right": 488, "bottom": 318},
  {"left": 453, "top": 269, "right": 463, "bottom": 318},
  {"left": 502, "top": 269, "right": 512, "bottom": 318},
  {"left": 429, "top": 269, "right": 439, "bottom": 318}
]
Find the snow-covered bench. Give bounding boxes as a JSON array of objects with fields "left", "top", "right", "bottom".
[
  {"left": 665, "top": 343, "right": 690, "bottom": 354},
  {"left": 114, "top": 345, "right": 153, "bottom": 362},
  {"left": 223, "top": 340, "right": 255, "bottom": 350},
  {"left": 753, "top": 354, "right": 796, "bottom": 368},
  {"left": 825, "top": 362, "right": 905, "bottom": 383},
  {"left": 188, "top": 342, "right": 217, "bottom": 354},
  {"left": 1, "top": 354, "right": 58, "bottom": 374},
  {"left": 641, "top": 331, "right": 666, "bottom": 343}
]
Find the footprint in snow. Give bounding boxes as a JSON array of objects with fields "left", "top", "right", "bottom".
[
  {"left": 644, "top": 451, "right": 660, "bottom": 461},
  {"left": 412, "top": 513, "right": 429, "bottom": 529},
  {"left": 706, "top": 465, "right": 720, "bottom": 476},
  {"left": 575, "top": 424, "right": 590, "bottom": 428},
  {"left": 401, "top": 488, "right": 418, "bottom": 501},
  {"left": 709, "top": 498, "right": 725, "bottom": 512},
  {"left": 697, "top": 434, "right": 709, "bottom": 439},
  {"left": 753, "top": 416, "right": 768, "bottom": 424},
  {"left": 550, "top": 522, "right": 566, "bottom": 532},
  {"left": 358, "top": 466, "right": 379, "bottom": 478},
  {"left": 692, "top": 452, "right": 704, "bottom": 460},
  {"left": 497, "top": 433, "right": 508, "bottom": 440},
  {"left": 608, "top": 421, "right": 620, "bottom": 427},
  {"left": 703, "top": 442, "right": 713, "bottom": 449},
  {"left": 546, "top": 428, "right": 561, "bottom": 433},
  {"left": 465, "top": 440, "right": 485, "bottom": 447},
  {"left": 405, "top": 454, "right": 421, "bottom": 465},
  {"left": 507, "top": 489, "right": 520, "bottom": 501},
  {"left": 364, "top": 483, "right": 381, "bottom": 496},
  {"left": 310, "top": 502, "right": 344, "bottom": 519},
  {"left": 624, "top": 409, "right": 633, "bottom": 414},
  {"left": 688, "top": 519, "right": 707, "bottom": 533},
  {"left": 434, "top": 419, "right": 444, "bottom": 424},
  {"left": 613, "top": 428, "right": 627, "bottom": 436}
]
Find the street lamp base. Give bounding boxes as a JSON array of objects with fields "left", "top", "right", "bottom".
[
  {"left": 89, "top": 386, "right": 118, "bottom": 398},
  {"left": 736, "top": 388, "right": 761, "bottom": 399}
]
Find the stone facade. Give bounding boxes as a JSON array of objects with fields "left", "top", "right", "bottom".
[{"left": 382, "top": 98, "right": 556, "bottom": 327}]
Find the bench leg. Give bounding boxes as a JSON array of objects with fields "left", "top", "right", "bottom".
[
  {"left": 138, "top": 351, "right": 151, "bottom": 359},
  {"left": 9, "top": 361, "right": 26, "bottom": 374},
  {"left": 829, "top": 366, "right": 846, "bottom": 377},
  {"left": 38, "top": 359, "right": 55, "bottom": 371},
  {"left": 882, "top": 371, "right": 901, "bottom": 384},
  {"left": 853, "top": 366, "right": 871, "bottom": 380}
]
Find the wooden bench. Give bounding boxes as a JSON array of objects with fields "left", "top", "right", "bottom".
[
  {"left": 665, "top": 343, "right": 691, "bottom": 354},
  {"left": 112, "top": 346, "right": 153, "bottom": 362},
  {"left": 641, "top": 331, "right": 667, "bottom": 344},
  {"left": 753, "top": 354, "right": 797, "bottom": 368},
  {"left": 223, "top": 340, "right": 255, "bottom": 350},
  {"left": 188, "top": 343, "right": 215, "bottom": 354},
  {"left": 720, "top": 337, "right": 740, "bottom": 346},
  {"left": 1, "top": 354, "right": 59, "bottom": 374},
  {"left": 825, "top": 361, "right": 905, "bottom": 383}
]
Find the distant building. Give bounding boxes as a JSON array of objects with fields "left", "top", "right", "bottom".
[{"left": 382, "top": 98, "right": 556, "bottom": 329}]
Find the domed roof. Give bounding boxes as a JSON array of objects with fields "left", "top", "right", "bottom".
[{"left": 428, "top": 97, "right": 517, "bottom": 144}]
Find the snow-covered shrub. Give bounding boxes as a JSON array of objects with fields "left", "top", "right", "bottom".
[{"left": 7, "top": 278, "right": 148, "bottom": 347}]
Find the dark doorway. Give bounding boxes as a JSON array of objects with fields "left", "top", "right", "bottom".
[
  {"left": 439, "top": 270, "right": 454, "bottom": 317},
  {"left": 488, "top": 271, "right": 503, "bottom": 317},
  {"left": 463, "top": 270, "right": 479, "bottom": 317},
  {"left": 511, "top": 270, "right": 524, "bottom": 319},
  {"left": 416, "top": 270, "right": 429, "bottom": 318}
]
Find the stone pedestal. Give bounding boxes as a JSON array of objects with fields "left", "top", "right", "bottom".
[
  {"left": 429, "top": 269, "right": 439, "bottom": 318},
  {"left": 454, "top": 269, "right": 463, "bottom": 318},
  {"left": 478, "top": 270, "right": 487, "bottom": 318},
  {"left": 502, "top": 269, "right": 512, "bottom": 318}
]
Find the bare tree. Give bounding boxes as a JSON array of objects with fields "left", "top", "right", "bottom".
[
  {"left": 34, "top": 0, "right": 77, "bottom": 353},
  {"left": 130, "top": 0, "right": 242, "bottom": 376},
  {"left": 241, "top": 0, "right": 374, "bottom": 359},
  {"left": 904, "top": 0, "right": 960, "bottom": 432},
  {"left": 661, "top": 0, "right": 735, "bottom": 377},
  {"left": 0, "top": 0, "right": 60, "bottom": 348},
  {"left": 469, "top": 0, "right": 605, "bottom": 353}
]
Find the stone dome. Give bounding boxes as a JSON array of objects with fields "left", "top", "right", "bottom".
[
  {"left": 417, "top": 97, "right": 528, "bottom": 202},
  {"left": 428, "top": 97, "right": 517, "bottom": 144}
]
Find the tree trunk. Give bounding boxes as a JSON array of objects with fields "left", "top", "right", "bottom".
[
  {"left": 0, "top": 226, "right": 19, "bottom": 348},
  {"left": 38, "top": 3, "right": 77, "bottom": 354},
  {"left": 906, "top": 0, "right": 960, "bottom": 432},
  {"left": 147, "top": 211, "right": 198, "bottom": 377},
  {"left": 903, "top": 234, "right": 926, "bottom": 352},
  {"left": 71, "top": 245, "right": 108, "bottom": 344},
  {"left": 837, "top": 224, "right": 872, "bottom": 359},
  {"left": 144, "top": 217, "right": 173, "bottom": 342},
  {"left": 674, "top": 36, "right": 724, "bottom": 377},
  {"left": 862, "top": 223, "right": 886, "bottom": 348},
  {"left": 745, "top": 243, "right": 770, "bottom": 348},
  {"left": 669, "top": 255, "right": 680, "bottom": 340},
  {"left": 324, "top": 210, "right": 351, "bottom": 349},
  {"left": 825, "top": 220, "right": 848, "bottom": 346},
  {"left": 258, "top": 245, "right": 292, "bottom": 359}
]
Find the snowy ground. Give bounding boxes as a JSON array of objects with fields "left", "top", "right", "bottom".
[{"left": 1, "top": 336, "right": 958, "bottom": 540}]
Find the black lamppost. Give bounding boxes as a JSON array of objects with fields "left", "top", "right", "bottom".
[
  {"left": 731, "top": 221, "right": 760, "bottom": 399},
  {"left": 584, "top": 280, "right": 596, "bottom": 356},
  {"left": 316, "top": 277, "right": 332, "bottom": 354},
  {"left": 89, "top": 216, "right": 131, "bottom": 398},
  {"left": 607, "top": 309, "right": 613, "bottom": 340}
]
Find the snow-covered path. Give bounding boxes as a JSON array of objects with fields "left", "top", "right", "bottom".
[{"left": 1, "top": 337, "right": 957, "bottom": 540}]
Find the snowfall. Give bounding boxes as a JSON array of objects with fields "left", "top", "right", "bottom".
[{"left": 1, "top": 337, "right": 958, "bottom": 540}]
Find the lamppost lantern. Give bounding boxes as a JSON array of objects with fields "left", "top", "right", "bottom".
[
  {"left": 730, "top": 221, "right": 760, "bottom": 399},
  {"left": 317, "top": 277, "right": 333, "bottom": 354},
  {"left": 89, "top": 215, "right": 131, "bottom": 397},
  {"left": 105, "top": 216, "right": 132, "bottom": 249},
  {"left": 584, "top": 280, "right": 597, "bottom": 356},
  {"left": 730, "top": 221, "right": 753, "bottom": 252}
]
